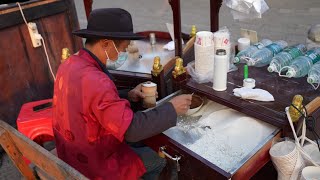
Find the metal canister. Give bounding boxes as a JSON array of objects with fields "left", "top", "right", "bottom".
[{"left": 149, "top": 33, "right": 156, "bottom": 45}]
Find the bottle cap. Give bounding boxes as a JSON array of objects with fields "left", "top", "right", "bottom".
[
  {"left": 243, "top": 78, "right": 256, "bottom": 88},
  {"left": 307, "top": 76, "right": 315, "bottom": 84},
  {"left": 268, "top": 64, "right": 276, "bottom": 72},
  {"left": 234, "top": 57, "right": 240, "bottom": 63},
  {"left": 286, "top": 69, "right": 295, "bottom": 78},
  {"left": 244, "top": 65, "right": 249, "bottom": 79}
]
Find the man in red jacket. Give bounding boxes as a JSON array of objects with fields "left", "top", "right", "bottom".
[{"left": 53, "top": 8, "right": 192, "bottom": 180}]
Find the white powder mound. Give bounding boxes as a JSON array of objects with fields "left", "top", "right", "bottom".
[{"left": 164, "top": 101, "right": 277, "bottom": 173}]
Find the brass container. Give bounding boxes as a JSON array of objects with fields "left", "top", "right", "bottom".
[
  {"left": 151, "top": 56, "right": 163, "bottom": 77},
  {"left": 61, "top": 48, "right": 71, "bottom": 63},
  {"left": 190, "top": 25, "right": 197, "bottom": 38},
  {"left": 172, "top": 57, "right": 186, "bottom": 78},
  {"left": 289, "top": 95, "right": 304, "bottom": 123}
]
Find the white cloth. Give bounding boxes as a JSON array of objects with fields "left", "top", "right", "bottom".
[
  {"left": 233, "top": 87, "right": 274, "bottom": 102},
  {"left": 163, "top": 41, "right": 175, "bottom": 51}
]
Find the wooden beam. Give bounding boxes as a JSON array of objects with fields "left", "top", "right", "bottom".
[
  {"left": 210, "top": 0, "right": 223, "bottom": 32},
  {"left": 182, "top": 36, "right": 195, "bottom": 55},
  {"left": 306, "top": 96, "right": 320, "bottom": 114},
  {"left": 83, "top": 0, "right": 93, "bottom": 19},
  {"left": 0, "top": 127, "right": 36, "bottom": 179},
  {"left": 0, "top": 120, "right": 88, "bottom": 180},
  {"left": 169, "top": 0, "right": 182, "bottom": 57}
]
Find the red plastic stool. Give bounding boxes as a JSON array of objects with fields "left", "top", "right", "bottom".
[{"left": 17, "top": 99, "right": 54, "bottom": 149}]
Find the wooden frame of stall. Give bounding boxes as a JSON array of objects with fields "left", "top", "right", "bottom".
[
  {"left": 0, "top": 0, "right": 320, "bottom": 179},
  {"left": 0, "top": 120, "right": 88, "bottom": 180},
  {"left": 142, "top": 0, "right": 320, "bottom": 179}
]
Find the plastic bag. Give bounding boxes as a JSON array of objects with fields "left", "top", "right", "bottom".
[
  {"left": 306, "top": 38, "right": 320, "bottom": 50},
  {"left": 187, "top": 61, "right": 213, "bottom": 84},
  {"left": 225, "top": 0, "right": 269, "bottom": 20},
  {"left": 188, "top": 27, "right": 237, "bottom": 84}
]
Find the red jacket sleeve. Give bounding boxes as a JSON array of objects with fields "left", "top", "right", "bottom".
[{"left": 82, "top": 71, "right": 133, "bottom": 142}]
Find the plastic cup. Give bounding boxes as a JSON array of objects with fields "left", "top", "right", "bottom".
[
  {"left": 142, "top": 82, "right": 157, "bottom": 108},
  {"left": 301, "top": 166, "right": 320, "bottom": 180}
]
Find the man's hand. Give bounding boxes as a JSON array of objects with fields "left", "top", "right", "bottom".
[
  {"left": 128, "top": 83, "right": 158, "bottom": 102},
  {"left": 169, "top": 94, "right": 192, "bottom": 115}
]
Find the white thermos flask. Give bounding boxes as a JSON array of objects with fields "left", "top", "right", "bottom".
[{"left": 213, "top": 49, "right": 228, "bottom": 91}]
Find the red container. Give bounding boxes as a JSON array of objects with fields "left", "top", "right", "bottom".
[{"left": 17, "top": 99, "right": 54, "bottom": 147}]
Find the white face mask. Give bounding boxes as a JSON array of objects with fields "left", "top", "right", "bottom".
[{"left": 105, "top": 41, "right": 128, "bottom": 70}]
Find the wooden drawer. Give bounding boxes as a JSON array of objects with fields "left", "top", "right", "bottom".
[
  {"left": 145, "top": 132, "right": 280, "bottom": 179},
  {"left": 144, "top": 91, "right": 281, "bottom": 179}
]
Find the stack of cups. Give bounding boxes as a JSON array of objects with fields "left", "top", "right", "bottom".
[
  {"left": 213, "top": 30, "right": 231, "bottom": 69},
  {"left": 269, "top": 140, "right": 305, "bottom": 180},
  {"left": 194, "top": 31, "right": 215, "bottom": 79}
]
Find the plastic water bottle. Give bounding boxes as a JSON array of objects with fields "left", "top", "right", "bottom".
[
  {"left": 268, "top": 44, "right": 307, "bottom": 73},
  {"left": 247, "top": 40, "right": 288, "bottom": 67},
  {"left": 283, "top": 48, "right": 320, "bottom": 78},
  {"left": 233, "top": 39, "right": 272, "bottom": 63},
  {"left": 307, "top": 61, "right": 320, "bottom": 90}
]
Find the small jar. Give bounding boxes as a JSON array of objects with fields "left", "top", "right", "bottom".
[{"left": 149, "top": 33, "right": 156, "bottom": 45}]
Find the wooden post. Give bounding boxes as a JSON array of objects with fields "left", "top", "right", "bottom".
[
  {"left": 210, "top": 0, "right": 223, "bottom": 32},
  {"left": 152, "top": 71, "right": 166, "bottom": 100},
  {"left": 83, "top": 0, "right": 93, "bottom": 19},
  {"left": 151, "top": 56, "right": 166, "bottom": 99},
  {"left": 169, "top": 0, "right": 182, "bottom": 57},
  {"left": 171, "top": 57, "right": 187, "bottom": 91}
]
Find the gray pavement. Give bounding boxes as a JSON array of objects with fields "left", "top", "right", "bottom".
[
  {"left": 0, "top": 153, "right": 22, "bottom": 180},
  {"left": 75, "top": 0, "right": 320, "bottom": 45}
]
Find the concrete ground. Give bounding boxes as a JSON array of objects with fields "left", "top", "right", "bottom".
[
  {"left": 75, "top": 0, "right": 320, "bottom": 45},
  {"left": 1, "top": 0, "right": 320, "bottom": 179}
]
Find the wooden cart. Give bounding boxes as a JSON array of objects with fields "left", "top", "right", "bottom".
[
  {"left": 140, "top": 0, "right": 320, "bottom": 179},
  {"left": 1, "top": 0, "right": 320, "bottom": 179}
]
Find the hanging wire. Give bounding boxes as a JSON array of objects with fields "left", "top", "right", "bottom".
[{"left": 290, "top": 103, "right": 320, "bottom": 152}]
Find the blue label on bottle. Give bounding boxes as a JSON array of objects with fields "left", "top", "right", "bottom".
[
  {"left": 266, "top": 43, "right": 283, "bottom": 55},
  {"left": 284, "top": 47, "right": 303, "bottom": 59},
  {"left": 305, "top": 50, "right": 320, "bottom": 64}
]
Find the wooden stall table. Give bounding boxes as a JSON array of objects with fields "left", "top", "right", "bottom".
[{"left": 144, "top": 57, "right": 320, "bottom": 179}]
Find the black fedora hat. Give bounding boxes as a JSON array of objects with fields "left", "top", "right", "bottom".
[{"left": 73, "top": 8, "right": 144, "bottom": 40}]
